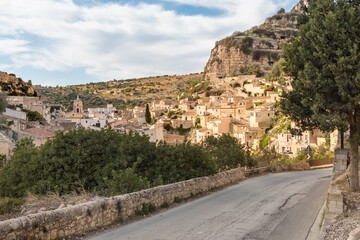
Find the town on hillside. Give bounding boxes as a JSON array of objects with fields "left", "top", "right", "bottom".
[{"left": 0, "top": 71, "right": 339, "bottom": 166}]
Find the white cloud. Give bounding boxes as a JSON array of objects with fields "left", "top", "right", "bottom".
[
  {"left": 0, "top": 39, "right": 30, "bottom": 55},
  {"left": 0, "top": 0, "right": 292, "bottom": 85}
]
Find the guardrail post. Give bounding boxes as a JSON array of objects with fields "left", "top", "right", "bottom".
[{"left": 333, "top": 149, "right": 348, "bottom": 179}]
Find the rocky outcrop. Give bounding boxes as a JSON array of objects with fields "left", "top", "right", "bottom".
[
  {"left": 292, "top": 0, "right": 309, "bottom": 12},
  {"left": 204, "top": 0, "right": 306, "bottom": 81},
  {"left": 0, "top": 72, "right": 38, "bottom": 97}
]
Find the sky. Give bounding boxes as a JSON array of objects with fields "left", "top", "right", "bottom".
[{"left": 0, "top": 0, "right": 299, "bottom": 86}]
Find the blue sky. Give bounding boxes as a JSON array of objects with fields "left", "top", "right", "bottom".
[{"left": 0, "top": 0, "right": 299, "bottom": 86}]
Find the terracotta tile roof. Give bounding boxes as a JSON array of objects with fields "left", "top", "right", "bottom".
[{"left": 26, "top": 128, "right": 56, "bottom": 138}]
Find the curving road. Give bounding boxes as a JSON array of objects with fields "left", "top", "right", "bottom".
[{"left": 87, "top": 168, "right": 332, "bottom": 240}]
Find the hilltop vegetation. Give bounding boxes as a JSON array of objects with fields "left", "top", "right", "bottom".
[{"left": 35, "top": 73, "right": 203, "bottom": 111}]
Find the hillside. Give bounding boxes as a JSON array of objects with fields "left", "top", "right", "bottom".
[
  {"left": 0, "top": 72, "right": 38, "bottom": 97},
  {"left": 204, "top": 0, "right": 308, "bottom": 80},
  {"left": 34, "top": 73, "right": 203, "bottom": 111}
]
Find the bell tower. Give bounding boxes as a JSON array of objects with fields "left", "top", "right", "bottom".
[{"left": 73, "top": 95, "right": 83, "bottom": 114}]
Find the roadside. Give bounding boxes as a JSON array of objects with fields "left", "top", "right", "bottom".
[
  {"left": 85, "top": 168, "right": 332, "bottom": 240},
  {"left": 322, "top": 172, "right": 360, "bottom": 240},
  {"left": 0, "top": 163, "right": 309, "bottom": 223}
]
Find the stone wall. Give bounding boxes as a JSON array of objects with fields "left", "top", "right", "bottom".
[
  {"left": 320, "top": 150, "right": 346, "bottom": 239},
  {"left": 0, "top": 163, "right": 309, "bottom": 240}
]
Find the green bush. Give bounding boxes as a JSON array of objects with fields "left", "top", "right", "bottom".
[
  {"left": 0, "top": 129, "right": 255, "bottom": 199},
  {"left": 202, "top": 135, "right": 254, "bottom": 170},
  {"left": 105, "top": 168, "right": 150, "bottom": 195}
]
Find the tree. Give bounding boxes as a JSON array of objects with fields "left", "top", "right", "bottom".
[
  {"left": 145, "top": 104, "right": 151, "bottom": 124},
  {"left": 265, "top": 59, "right": 287, "bottom": 85},
  {"left": 277, "top": 8, "right": 285, "bottom": 14},
  {"left": 280, "top": 0, "right": 360, "bottom": 190},
  {"left": 202, "top": 135, "right": 254, "bottom": 170},
  {"left": 14, "top": 137, "right": 35, "bottom": 152}
]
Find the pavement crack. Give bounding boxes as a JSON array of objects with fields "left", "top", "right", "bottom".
[
  {"left": 319, "top": 175, "right": 332, "bottom": 179},
  {"left": 279, "top": 193, "right": 301, "bottom": 210}
]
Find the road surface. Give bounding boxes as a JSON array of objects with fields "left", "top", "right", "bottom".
[{"left": 87, "top": 168, "right": 332, "bottom": 240}]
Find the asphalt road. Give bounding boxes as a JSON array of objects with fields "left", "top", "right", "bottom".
[{"left": 87, "top": 168, "right": 332, "bottom": 240}]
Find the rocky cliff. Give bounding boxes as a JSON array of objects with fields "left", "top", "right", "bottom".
[
  {"left": 0, "top": 72, "right": 38, "bottom": 97},
  {"left": 204, "top": 0, "right": 308, "bottom": 81}
]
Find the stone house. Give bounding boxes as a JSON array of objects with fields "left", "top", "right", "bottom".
[
  {"left": 80, "top": 118, "right": 108, "bottom": 129},
  {"left": 163, "top": 132, "right": 186, "bottom": 145},
  {"left": 248, "top": 108, "right": 275, "bottom": 130},
  {"left": 6, "top": 96, "right": 45, "bottom": 116},
  {"left": 88, "top": 104, "right": 116, "bottom": 117},
  {"left": 206, "top": 117, "right": 232, "bottom": 135},
  {"left": 243, "top": 83, "right": 265, "bottom": 96},
  {"left": 4, "top": 108, "right": 26, "bottom": 120},
  {"left": 234, "top": 127, "right": 264, "bottom": 147},
  {"left": 275, "top": 128, "right": 326, "bottom": 154},
  {"left": 178, "top": 101, "right": 196, "bottom": 112},
  {"left": 0, "top": 132, "right": 14, "bottom": 163},
  {"left": 171, "top": 120, "right": 193, "bottom": 129},
  {"left": 196, "top": 128, "right": 212, "bottom": 143},
  {"left": 196, "top": 105, "right": 207, "bottom": 116},
  {"left": 143, "top": 123, "right": 164, "bottom": 142},
  {"left": 44, "top": 104, "right": 65, "bottom": 123},
  {"left": 21, "top": 128, "right": 56, "bottom": 147}
]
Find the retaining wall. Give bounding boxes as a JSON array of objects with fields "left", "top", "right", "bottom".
[{"left": 0, "top": 163, "right": 309, "bottom": 240}]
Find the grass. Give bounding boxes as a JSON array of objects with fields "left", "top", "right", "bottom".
[
  {"left": 160, "top": 202, "right": 169, "bottom": 208},
  {"left": 136, "top": 203, "right": 156, "bottom": 216},
  {"left": 319, "top": 208, "right": 326, "bottom": 228},
  {"left": 0, "top": 198, "right": 25, "bottom": 215}
]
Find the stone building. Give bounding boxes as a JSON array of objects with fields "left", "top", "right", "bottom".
[{"left": 65, "top": 96, "right": 85, "bottom": 124}]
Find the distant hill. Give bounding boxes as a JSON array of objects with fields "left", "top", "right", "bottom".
[
  {"left": 0, "top": 72, "right": 38, "bottom": 97},
  {"left": 204, "top": 0, "right": 308, "bottom": 80},
  {"left": 34, "top": 73, "right": 203, "bottom": 112}
]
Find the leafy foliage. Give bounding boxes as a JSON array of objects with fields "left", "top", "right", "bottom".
[
  {"left": 15, "top": 137, "right": 35, "bottom": 151},
  {"left": 0, "top": 129, "right": 253, "bottom": 198},
  {"left": 280, "top": 0, "right": 360, "bottom": 189},
  {"left": 265, "top": 59, "right": 287, "bottom": 85},
  {"left": 202, "top": 134, "right": 254, "bottom": 171},
  {"left": 105, "top": 168, "right": 150, "bottom": 196},
  {"left": 145, "top": 104, "right": 151, "bottom": 124}
]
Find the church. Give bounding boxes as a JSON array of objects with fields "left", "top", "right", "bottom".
[{"left": 65, "top": 96, "right": 86, "bottom": 124}]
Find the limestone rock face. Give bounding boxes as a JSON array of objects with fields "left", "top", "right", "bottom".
[
  {"left": 0, "top": 72, "right": 38, "bottom": 96},
  {"left": 292, "top": 0, "right": 309, "bottom": 12},
  {"left": 204, "top": 0, "right": 305, "bottom": 81},
  {"left": 204, "top": 36, "right": 280, "bottom": 80}
]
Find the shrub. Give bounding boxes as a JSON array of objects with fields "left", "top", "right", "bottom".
[
  {"left": 277, "top": 8, "right": 285, "bottom": 14},
  {"left": 240, "top": 37, "right": 254, "bottom": 55},
  {"left": 105, "top": 168, "right": 150, "bottom": 196},
  {"left": 160, "top": 202, "right": 169, "bottom": 208}
]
